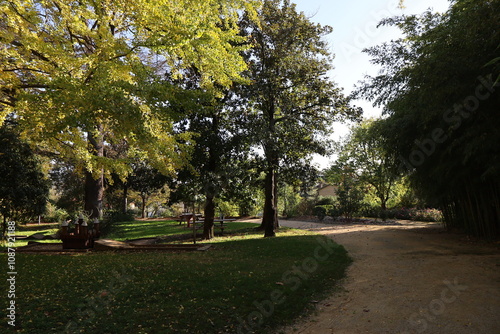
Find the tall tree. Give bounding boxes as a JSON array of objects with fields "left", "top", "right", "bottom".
[
  {"left": 127, "top": 162, "right": 169, "bottom": 219},
  {"left": 240, "top": 0, "right": 359, "bottom": 237},
  {"left": 0, "top": 0, "right": 258, "bottom": 218},
  {"left": 0, "top": 125, "right": 49, "bottom": 233},
  {"left": 333, "top": 119, "right": 400, "bottom": 210},
  {"left": 172, "top": 87, "right": 255, "bottom": 239},
  {"left": 355, "top": 0, "right": 500, "bottom": 238},
  {"left": 49, "top": 161, "right": 85, "bottom": 216}
]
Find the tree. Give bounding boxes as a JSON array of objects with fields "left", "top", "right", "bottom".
[
  {"left": 334, "top": 119, "right": 400, "bottom": 210},
  {"left": 0, "top": 125, "right": 49, "bottom": 234},
  {"left": 128, "top": 162, "right": 169, "bottom": 219},
  {"left": 0, "top": 0, "right": 258, "bottom": 219},
  {"left": 324, "top": 164, "right": 365, "bottom": 221},
  {"left": 240, "top": 0, "right": 360, "bottom": 237},
  {"left": 49, "top": 161, "right": 85, "bottom": 216},
  {"left": 172, "top": 87, "right": 256, "bottom": 239},
  {"left": 355, "top": 0, "right": 500, "bottom": 238}
]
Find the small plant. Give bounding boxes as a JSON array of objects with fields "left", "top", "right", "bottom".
[
  {"left": 313, "top": 206, "right": 328, "bottom": 221},
  {"left": 296, "top": 198, "right": 316, "bottom": 216},
  {"left": 412, "top": 208, "right": 443, "bottom": 222}
]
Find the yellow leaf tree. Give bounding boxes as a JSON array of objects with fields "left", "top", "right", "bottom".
[{"left": 0, "top": 0, "right": 257, "bottom": 218}]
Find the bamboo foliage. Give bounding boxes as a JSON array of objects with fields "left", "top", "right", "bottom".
[{"left": 356, "top": 0, "right": 500, "bottom": 239}]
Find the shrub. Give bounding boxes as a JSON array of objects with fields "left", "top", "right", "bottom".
[
  {"left": 44, "top": 204, "right": 69, "bottom": 223},
  {"left": 314, "top": 205, "right": 333, "bottom": 221},
  {"left": 296, "top": 198, "right": 316, "bottom": 216},
  {"left": 315, "top": 196, "right": 336, "bottom": 206},
  {"left": 358, "top": 206, "right": 442, "bottom": 222},
  {"left": 327, "top": 205, "right": 343, "bottom": 219},
  {"left": 359, "top": 204, "right": 379, "bottom": 218},
  {"left": 412, "top": 208, "right": 443, "bottom": 222}
]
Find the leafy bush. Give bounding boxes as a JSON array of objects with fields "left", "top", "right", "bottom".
[
  {"left": 327, "top": 205, "right": 343, "bottom": 219},
  {"left": 215, "top": 199, "right": 240, "bottom": 217},
  {"left": 315, "top": 196, "right": 336, "bottom": 206},
  {"left": 360, "top": 206, "right": 443, "bottom": 222},
  {"left": 296, "top": 198, "right": 316, "bottom": 216},
  {"left": 43, "top": 203, "right": 69, "bottom": 223},
  {"left": 412, "top": 208, "right": 443, "bottom": 222},
  {"left": 314, "top": 205, "right": 333, "bottom": 221},
  {"left": 336, "top": 183, "right": 364, "bottom": 220}
]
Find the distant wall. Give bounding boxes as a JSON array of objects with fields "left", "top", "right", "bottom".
[{"left": 318, "top": 185, "right": 337, "bottom": 198}]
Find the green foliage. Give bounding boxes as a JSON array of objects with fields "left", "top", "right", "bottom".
[
  {"left": 360, "top": 207, "right": 443, "bottom": 222},
  {"left": 295, "top": 198, "right": 317, "bottom": 216},
  {"left": 214, "top": 199, "right": 240, "bottom": 217},
  {"left": 335, "top": 182, "right": 364, "bottom": 220},
  {"left": 43, "top": 202, "right": 69, "bottom": 223},
  {"left": 361, "top": 177, "right": 416, "bottom": 209},
  {"left": 239, "top": 0, "right": 360, "bottom": 234},
  {"left": 0, "top": 125, "right": 49, "bottom": 225},
  {"left": 314, "top": 205, "right": 333, "bottom": 221},
  {"left": 49, "top": 161, "right": 85, "bottom": 217},
  {"left": 316, "top": 196, "right": 336, "bottom": 206},
  {"left": 332, "top": 119, "right": 400, "bottom": 210},
  {"left": 324, "top": 164, "right": 365, "bottom": 220},
  {"left": 279, "top": 184, "right": 303, "bottom": 217},
  {"left": 356, "top": 0, "right": 500, "bottom": 238},
  {"left": 0, "top": 0, "right": 260, "bottom": 220},
  {"left": 127, "top": 161, "right": 170, "bottom": 218}
]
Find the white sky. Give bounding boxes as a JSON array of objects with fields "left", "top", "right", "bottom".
[{"left": 289, "top": 0, "right": 452, "bottom": 169}]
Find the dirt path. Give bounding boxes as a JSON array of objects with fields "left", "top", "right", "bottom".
[{"left": 275, "top": 220, "right": 500, "bottom": 334}]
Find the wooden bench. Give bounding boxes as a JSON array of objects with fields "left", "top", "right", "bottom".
[{"left": 178, "top": 213, "right": 202, "bottom": 227}]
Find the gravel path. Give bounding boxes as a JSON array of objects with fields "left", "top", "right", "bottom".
[{"left": 275, "top": 220, "right": 500, "bottom": 334}]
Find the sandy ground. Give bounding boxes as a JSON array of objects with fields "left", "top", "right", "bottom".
[{"left": 272, "top": 220, "right": 500, "bottom": 334}]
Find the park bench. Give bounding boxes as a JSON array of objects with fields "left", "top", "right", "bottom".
[
  {"left": 190, "top": 218, "right": 236, "bottom": 243},
  {"left": 178, "top": 213, "right": 202, "bottom": 227}
]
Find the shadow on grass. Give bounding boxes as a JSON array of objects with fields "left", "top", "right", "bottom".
[{"left": 0, "top": 231, "right": 351, "bottom": 334}]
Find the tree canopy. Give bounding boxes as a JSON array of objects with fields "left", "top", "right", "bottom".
[
  {"left": 239, "top": 0, "right": 360, "bottom": 236},
  {"left": 0, "top": 0, "right": 259, "bottom": 217},
  {"left": 332, "top": 119, "right": 400, "bottom": 210},
  {"left": 355, "top": 0, "right": 500, "bottom": 237},
  {"left": 0, "top": 125, "right": 49, "bottom": 229}
]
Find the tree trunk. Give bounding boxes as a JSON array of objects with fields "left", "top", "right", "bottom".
[
  {"left": 141, "top": 195, "right": 147, "bottom": 219},
  {"left": 122, "top": 184, "right": 128, "bottom": 214},
  {"left": 274, "top": 172, "right": 280, "bottom": 228},
  {"left": 261, "top": 168, "right": 277, "bottom": 237},
  {"left": 260, "top": 97, "right": 279, "bottom": 237},
  {"left": 380, "top": 199, "right": 387, "bottom": 211},
  {"left": 203, "top": 195, "right": 215, "bottom": 240},
  {"left": 84, "top": 170, "right": 104, "bottom": 219},
  {"left": 84, "top": 129, "right": 104, "bottom": 219},
  {"left": 203, "top": 113, "right": 219, "bottom": 240}
]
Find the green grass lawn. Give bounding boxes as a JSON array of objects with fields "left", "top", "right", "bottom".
[
  {"left": 105, "top": 220, "right": 258, "bottom": 241},
  {"left": 1, "top": 223, "right": 60, "bottom": 248},
  {"left": 1, "top": 220, "right": 351, "bottom": 334}
]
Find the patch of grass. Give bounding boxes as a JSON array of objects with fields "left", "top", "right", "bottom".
[
  {"left": 1, "top": 220, "right": 352, "bottom": 334},
  {"left": 1, "top": 223, "right": 60, "bottom": 248},
  {"left": 106, "top": 220, "right": 263, "bottom": 242}
]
